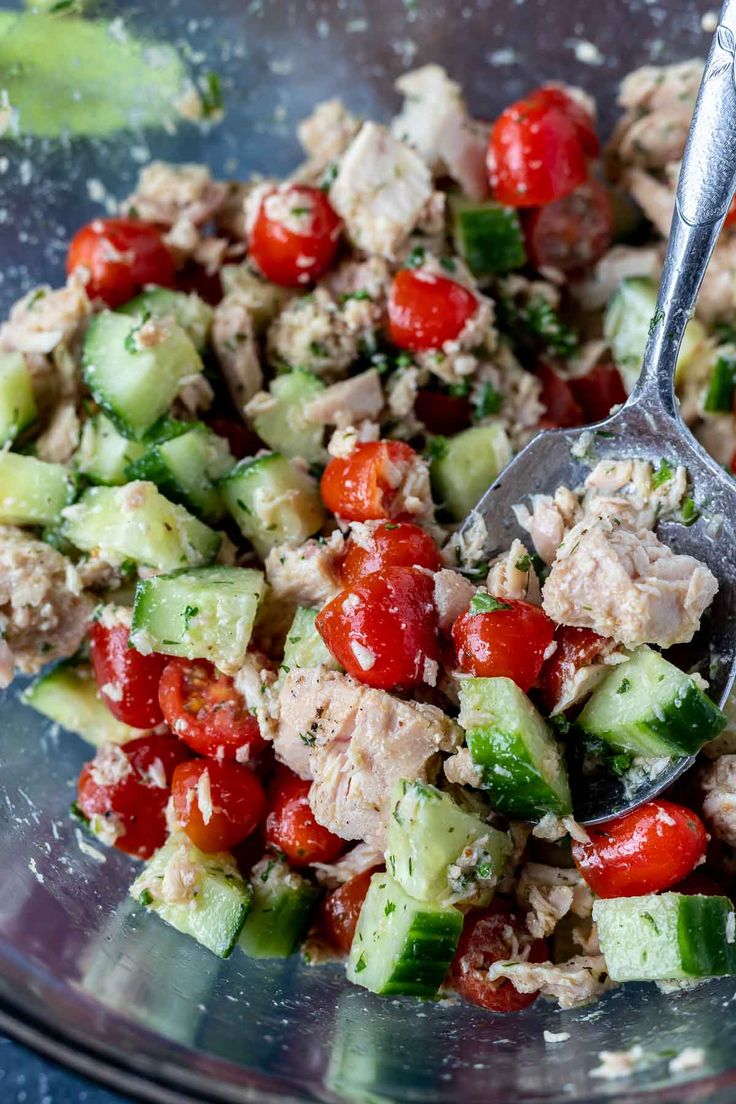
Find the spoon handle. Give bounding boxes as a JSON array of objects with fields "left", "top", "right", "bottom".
[{"left": 635, "top": 0, "right": 736, "bottom": 416}]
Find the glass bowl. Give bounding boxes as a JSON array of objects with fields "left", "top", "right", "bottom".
[{"left": 2, "top": 1, "right": 735, "bottom": 1101}]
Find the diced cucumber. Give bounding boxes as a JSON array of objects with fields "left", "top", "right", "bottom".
[
  {"left": 220, "top": 453, "right": 325, "bottom": 559},
  {"left": 82, "top": 311, "right": 204, "bottom": 440},
  {"left": 459, "top": 676, "right": 573, "bottom": 818},
  {"left": 604, "top": 277, "right": 706, "bottom": 392},
  {"left": 578, "top": 646, "right": 727, "bottom": 757},
  {"left": 125, "top": 423, "right": 234, "bottom": 523},
  {"left": 0, "top": 451, "right": 74, "bottom": 526},
  {"left": 704, "top": 353, "right": 736, "bottom": 413},
  {"left": 0, "top": 351, "right": 36, "bottom": 445},
  {"left": 62, "top": 482, "right": 220, "bottom": 571},
  {"left": 239, "top": 856, "right": 318, "bottom": 959},
  {"left": 347, "top": 873, "right": 462, "bottom": 996},
  {"left": 22, "top": 662, "right": 144, "bottom": 746},
  {"left": 430, "top": 424, "right": 512, "bottom": 522},
  {"left": 118, "top": 287, "right": 213, "bottom": 351},
  {"left": 282, "top": 606, "right": 340, "bottom": 672},
  {"left": 251, "top": 369, "right": 327, "bottom": 464},
  {"left": 131, "top": 833, "right": 252, "bottom": 958},
  {"left": 385, "top": 779, "right": 510, "bottom": 907},
  {"left": 130, "top": 565, "right": 265, "bottom": 673},
  {"left": 594, "top": 893, "right": 736, "bottom": 982},
  {"left": 75, "top": 414, "right": 146, "bottom": 486},
  {"left": 451, "top": 198, "right": 526, "bottom": 277}
]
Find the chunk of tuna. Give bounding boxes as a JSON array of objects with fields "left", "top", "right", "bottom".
[
  {"left": 264, "top": 531, "right": 344, "bottom": 609},
  {"left": 211, "top": 291, "right": 263, "bottom": 410},
  {"left": 304, "top": 369, "right": 384, "bottom": 428}
]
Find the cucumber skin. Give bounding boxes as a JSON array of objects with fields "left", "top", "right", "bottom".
[
  {"left": 452, "top": 200, "right": 526, "bottom": 277},
  {"left": 467, "top": 727, "right": 573, "bottom": 819},
  {"left": 678, "top": 895, "right": 736, "bottom": 977}
]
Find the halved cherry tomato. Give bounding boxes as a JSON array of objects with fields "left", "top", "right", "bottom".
[
  {"left": 249, "top": 184, "right": 341, "bottom": 287},
  {"left": 452, "top": 596, "right": 555, "bottom": 693},
  {"left": 537, "top": 362, "right": 584, "bottom": 429},
  {"left": 388, "top": 269, "right": 478, "bottom": 352},
  {"left": 158, "top": 658, "right": 266, "bottom": 762},
  {"left": 340, "top": 521, "right": 441, "bottom": 586},
  {"left": 569, "top": 362, "right": 627, "bottom": 423},
  {"left": 172, "top": 759, "right": 266, "bottom": 853},
  {"left": 320, "top": 867, "right": 380, "bottom": 954},
  {"left": 77, "top": 734, "right": 190, "bottom": 859},
  {"left": 265, "top": 766, "right": 345, "bottom": 866},
  {"left": 450, "top": 899, "right": 549, "bottom": 1012},
  {"left": 536, "top": 626, "right": 608, "bottom": 713},
  {"left": 525, "top": 180, "right": 613, "bottom": 273},
  {"left": 317, "top": 566, "right": 441, "bottom": 690},
  {"left": 66, "top": 218, "right": 175, "bottom": 308},
  {"left": 320, "top": 439, "right": 423, "bottom": 522},
  {"left": 572, "top": 800, "right": 708, "bottom": 899},
  {"left": 414, "top": 389, "right": 472, "bottom": 435},
  {"left": 488, "top": 89, "right": 589, "bottom": 208},
  {"left": 90, "top": 620, "right": 168, "bottom": 729}
]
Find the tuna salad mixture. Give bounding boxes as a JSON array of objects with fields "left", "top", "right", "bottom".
[{"left": 4, "top": 60, "right": 736, "bottom": 1012}]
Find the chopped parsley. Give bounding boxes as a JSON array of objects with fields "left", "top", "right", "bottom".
[
  {"left": 406, "top": 245, "right": 426, "bottom": 268},
  {"left": 138, "top": 889, "right": 154, "bottom": 907},
  {"left": 439, "top": 256, "right": 457, "bottom": 273},
  {"left": 123, "top": 308, "right": 152, "bottom": 354},
  {"left": 651, "top": 459, "right": 673, "bottom": 488},
  {"left": 648, "top": 308, "right": 665, "bottom": 336},
  {"left": 469, "top": 593, "right": 512, "bottom": 614},
  {"left": 339, "top": 289, "right": 372, "bottom": 303},
  {"left": 616, "top": 678, "right": 631, "bottom": 695},
  {"left": 199, "top": 71, "right": 224, "bottom": 117},
  {"left": 183, "top": 605, "right": 199, "bottom": 631},
  {"left": 354, "top": 952, "right": 367, "bottom": 973},
  {"left": 681, "top": 496, "right": 699, "bottom": 526},
  {"left": 384, "top": 900, "right": 396, "bottom": 917},
  {"left": 426, "top": 435, "right": 449, "bottom": 462},
  {"left": 473, "top": 380, "right": 502, "bottom": 419},
  {"left": 299, "top": 732, "right": 316, "bottom": 746},
  {"left": 514, "top": 553, "right": 532, "bottom": 572}
]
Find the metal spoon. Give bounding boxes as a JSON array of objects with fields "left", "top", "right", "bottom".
[{"left": 459, "top": 2, "right": 736, "bottom": 824}]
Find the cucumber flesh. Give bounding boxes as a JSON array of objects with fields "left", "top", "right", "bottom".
[
  {"left": 125, "top": 423, "right": 234, "bottom": 523},
  {"left": 239, "top": 856, "right": 318, "bottom": 959},
  {"left": 62, "top": 482, "right": 220, "bottom": 571},
  {"left": 75, "top": 413, "right": 146, "bottom": 486},
  {"left": 386, "top": 779, "right": 511, "bottom": 906},
  {"left": 451, "top": 198, "right": 526, "bottom": 277},
  {"left": 282, "top": 606, "right": 340, "bottom": 672},
  {"left": 430, "top": 424, "right": 512, "bottom": 522},
  {"left": 220, "top": 453, "right": 325, "bottom": 559},
  {"left": 0, "top": 351, "right": 36, "bottom": 445},
  {"left": 118, "top": 287, "right": 213, "bottom": 351},
  {"left": 22, "top": 662, "right": 145, "bottom": 746},
  {"left": 459, "top": 676, "right": 573, "bottom": 818},
  {"left": 347, "top": 873, "right": 462, "bottom": 996},
  {"left": 578, "top": 645, "right": 727, "bottom": 757},
  {"left": 594, "top": 892, "right": 736, "bottom": 982},
  {"left": 0, "top": 451, "right": 74, "bottom": 526},
  {"left": 131, "top": 833, "right": 252, "bottom": 958},
  {"left": 130, "top": 565, "right": 265, "bottom": 673},
  {"left": 251, "top": 369, "right": 327, "bottom": 464}
]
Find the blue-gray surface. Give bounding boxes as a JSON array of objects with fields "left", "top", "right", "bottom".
[{"left": 0, "top": 1034, "right": 130, "bottom": 1104}]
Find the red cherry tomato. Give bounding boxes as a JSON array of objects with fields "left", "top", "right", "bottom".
[
  {"left": 572, "top": 800, "right": 709, "bottom": 899},
  {"left": 731, "top": 450, "right": 736, "bottom": 476},
  {"left": 265, "top": 767, "right": 345, "bottom": 866},
  {"left": 569, "top": 362, "right": 627, "bottom": 423},
  {"left": 317, "top": 566, "right": 441, "bottom": 691},
  {"left": 172, "top": 759, "right": 266, "bottom": 853},
  {"left": 388, "top": 268, "right": 478, "bottom": 352},
  {"left": 537, "top": 362, "right": 584, "bottom": 429},
  {"left": 340, "top": 521, "right": 441, "bottom": 586},
  {"left": 488, "top": 90, "right": 589, "bottom": 208},
  {"left": 176, "top": 259, "right": 223, "bottom": 305},
  {"left": 414, "top": 389, "right": 473, "bottom": 435},
  {"left": 66, "top": 218, "right": 175, "bottom": 308},
  {"left": 90, "top": 621, "right": 168, "bottom": 729},
  {"left": 525, "top": 180, "right": 613, "bottom": 274},
  {"left": 535, "top": 86, "right": 600, "bottom": 159},
  {"left": 320, "top": 867, "right": 380, "bottom": 954},
  {"left": 158, "top": 658, "right": 266, "bottom": 762},
  {"left": 450, "top": 900, "right": 549, "bottom": 1012},
  {"left": 77, "top": 734, "right": 190, "bottom": 859},
  {"left": 249, "top": 184, "right": 341, "bottom": 287},
  {"left": 320, "top": 439, "right": 423, "bottom": 523},
  {"left": 452, "top": 597, "right": 555, "bottom": 693},
  {"left": 725, "top": 195, "right": 736, "bottom": 228},
  {"left": 536, "top": 626, "right": 608, "bottom": 713},
  {"left": 673, "top": 868, "right": 733, "bottom": 901}
]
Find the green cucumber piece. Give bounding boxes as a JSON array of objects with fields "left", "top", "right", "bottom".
[
  {"left": 451, "top": 198, "right": 526, "bottom": 277},
  {"left": 282, "top": 606, "right": 340, "bottom": 672},
  {"left": 118, "top": 287, "right": 213, "bottom": 351},
  {"left": 459, "top": 676, "right": 573, "bottom": 818},
  {"left": 22, "top": 662, "right": 144, "bottom": 746},
  {"left": 385, "top": 779, "right": 510, "bottom": 906},
  {"left": 125, "top": 423, "right": 234, "bottom": 523},
  {"left": 578, "top": 646, "right": 727, "bottom": 757},
  {"left": 430, "top": 424, "right": 512, "bottom": 522},
  {"left": 604, "top": 277, "right": 706, "bottom": 391},
  {"left": 251, "top": 369, "right": 327, "bottom": 464},
  {"left": 75, "top": 413, "right": 146, "bottom": 486},
  {"left": 62, "top": 482, "right": 220, "bottom": 571},
  {"left": 0, "top": 351, "right": 36, "bottom": 445},
  {"left": 594, "top": 893, "right": 736, "bottom": 982},
  {"left": 131, "top": 833, "right": 252, "bottom": 958},
  {"left": 130, "top": 565, "right": 265, "bottom": 672},
  {"left": 239, "top": 856, "right": 318, "bottom": 959},
  {"left": 704, "top": 353, "right": 736, "bottom": 414},
  {"left": 82, "top": 311, "right": 203, "bottom": 440},
  {"left": 220, "top": 453, "right": 325, "bottom": 559},
  {"left": 347, "top": 872, "right": 462, "bottom": 996},
  {"left": 0, "top": 451, "right": 74, "bottom": 526}
]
